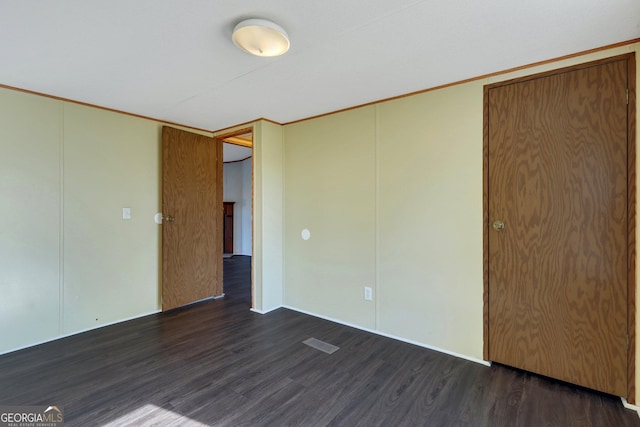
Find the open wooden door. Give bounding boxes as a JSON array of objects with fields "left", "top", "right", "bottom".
[
  {"left": 485, "top": 55, "right": 635, "bottom": 397},
  {"left": 162, "top": 126, "right": 223, "bottom": 311}
]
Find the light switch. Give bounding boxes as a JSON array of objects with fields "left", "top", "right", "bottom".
[{"left": 122, "top": 207, "right": 132, "bottom": 220}]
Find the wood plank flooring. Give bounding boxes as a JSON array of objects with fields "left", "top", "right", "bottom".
[{"left": 0, "top": 255, "right": 638, "bottom": 426}]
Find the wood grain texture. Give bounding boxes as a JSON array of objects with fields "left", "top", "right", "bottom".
[
  {"left": 627, "top": 53, "right": 637, "bottom": 403},
  {"left": 486, "top": 57, "right": 630, "bottom": 396},
  {"left": 214, "top": 139, "right": 224, "bottom": 290},
  {"left": 0, "top": 256, "right": 638, "bottom": 426},
  {"left": 162, "top": 126, "right": 223, "bottom": 311}
]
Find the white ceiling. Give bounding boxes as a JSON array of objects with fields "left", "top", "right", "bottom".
[{"left": 1, "top": 1, "right": 638, "bottom": 131}]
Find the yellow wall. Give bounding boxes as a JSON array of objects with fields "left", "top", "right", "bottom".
[
  {"left": 213, "top": 120, "right": 284, "bottom": 312},
  {"left": 283, "top": 43, "right": 640, "bottom": 379},
  {"left": 282, "top": 88, "right": 483, "bottom": 359},
  {"left": 0, "top": 90, "right": 61, "bottom": 351},
  {"left": 1, "top": 39, "right": 638, "bottom": 401},
  {"left": 252, "top": 120, "right": 285, "bottom": 312},
  {"left": 0, "top": 89, "right": 221, "bottom": 354},
  {"left": 62, "top": 103, "right": 161, "bottom": 333},
  {"left": 376, "top": 82, "right": 484, "bottom": 357},
  {"left": 0, "top": 89, "right": 163, "bottom": 353},
  {"left": 0, "top": 96, "right": 281, "bottom": 353},
  {"left": 284, "top": 107, "right": 377, "bottom": 327}
]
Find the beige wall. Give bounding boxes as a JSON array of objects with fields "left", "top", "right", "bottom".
[
  {"left": 376, "top": 82, "right": 484, "bottom": 357},
  {"left": 1, "top": 39, "right": 638, "bottom": 401},
  {"left": 0, "top": 95, "right": 281, "bottom": 353},
  {"left": 213, "top": 120, "right": 284, "bottom": 312},
  {"left": 282, "top": 89, "right": 483, "bottom": 358},
  {"left": 0, "top": 89, "right": 196, "bottom": 354},
  {"left": 252, "top": 120, "right": 285, "bottom": 312},
  {"left": 62, "top": 103, "right": 161, "bottom": 333},
  {"left": 283, "top": 43, "right": 640, "bottom": 387},
  {"left": 284, "top": 107, "right": 377, "bottom": 328},
  {"left": 0, "top": 83, "right": 281, "bottom": 373},
  {"left": 0, "top": 90, "right": 61, "bottom": 351},
  {"left": 0, "top": 81, "right": 315, "bottom": 379}
]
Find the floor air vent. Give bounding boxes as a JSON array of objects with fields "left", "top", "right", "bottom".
[{"left": 302, "top": 337, "right": 340, "bottom": 354}]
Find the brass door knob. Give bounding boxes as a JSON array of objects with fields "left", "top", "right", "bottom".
[{"left": 492, "top": 220, "right": 505, "bottom": 231}]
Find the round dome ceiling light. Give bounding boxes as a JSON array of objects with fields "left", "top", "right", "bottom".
[{"left": 232, "top": 18, "right": 290, "bottom": 57}]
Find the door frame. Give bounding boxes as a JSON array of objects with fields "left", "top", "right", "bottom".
[
  {"left": 482, "top": 53, "right": 637, "bottom": 401},
  {"left": 215, "top": 126, "right": 254, "bottom": 304}
]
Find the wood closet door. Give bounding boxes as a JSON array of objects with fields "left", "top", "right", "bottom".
[
  {"left": 162, "top": 126, "right": 223, "bottom": 311},
  {"left": 486, "top": 57, "right": 630, "bottom": 396}
]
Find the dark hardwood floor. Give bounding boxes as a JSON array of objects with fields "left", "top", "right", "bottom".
[{"left": 0, "top": 255, "right": 638, "bottom": 426}]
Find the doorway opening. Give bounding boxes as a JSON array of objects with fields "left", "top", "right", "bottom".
[{"left": 218, "top": 129, "right": 253, "bottom": 305}]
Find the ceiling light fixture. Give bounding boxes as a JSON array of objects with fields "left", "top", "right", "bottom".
[{"left": 232, "top": 18, "right": 290, "bottom": 57}]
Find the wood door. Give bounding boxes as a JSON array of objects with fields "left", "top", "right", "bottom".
[
  {"left": 162, "top": 126, "right": 223, "bottom": 311},
  {"left": 485, "top": 56, "right": 633, "bottom": 396},
  {"left": 223, "top": 202, "right": 234, "bottom": 254}
]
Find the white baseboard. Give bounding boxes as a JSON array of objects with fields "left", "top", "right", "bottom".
[
  {"left": 621, "top": 398, "right": 640, "bottom": 416},
  {"left": 281, "top": 305, "right": 490, "bottom": 367},
  {"left": 0, "top": 309, "right": 162, "bottom": 357},
  {"left": 250, "top": 305, "right": 283, "bottom": 315}
]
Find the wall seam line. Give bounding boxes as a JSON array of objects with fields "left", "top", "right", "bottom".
[
  {"left": 281, "top": 125, "right": 286, "bottom": 307},
  {"left": 58, "top": 101, "right": 65, "bottom": 336},
  {"left": 374, "top": 105, "right": 380, "bottom": 331}
]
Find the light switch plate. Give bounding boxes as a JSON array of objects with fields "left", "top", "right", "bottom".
[{"left": 122, "top": 207, "right": 131, "bottom": 220}]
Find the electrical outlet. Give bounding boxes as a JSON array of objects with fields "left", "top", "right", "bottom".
[{"left": 364, "top": 286, "right": 373, "bottom": 301}]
